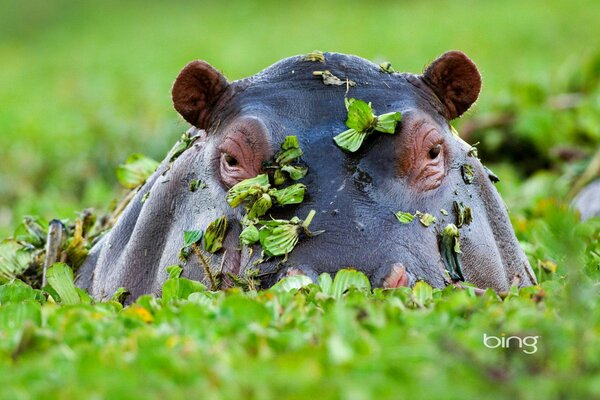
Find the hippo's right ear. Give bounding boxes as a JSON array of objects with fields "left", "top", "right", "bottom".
[
  {"left": 172, "top": 60, "right": 229, "bottom": 129},
  {"left": 422, "top": 51, "right": 481, "bottom": 119}
]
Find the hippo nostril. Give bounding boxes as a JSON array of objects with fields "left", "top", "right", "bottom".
[{"left": 383, "top": 264, "right": 409, "bottom": 289}]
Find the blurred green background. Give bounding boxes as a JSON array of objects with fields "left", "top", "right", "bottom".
[{"left": 1, "top": 0, "right": 600, "bottom": 236}]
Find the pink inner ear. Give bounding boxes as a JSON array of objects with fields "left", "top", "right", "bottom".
[
  {"left": 422, "top": 51, "right": 481, "bottom": 119},
  {"left": 171, "top": 60, "right": 228, "bottom": 129}
]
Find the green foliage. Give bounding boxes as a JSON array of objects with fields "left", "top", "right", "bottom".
[{"left": 115, "top": 153, "right": 159, "bottom": 189}]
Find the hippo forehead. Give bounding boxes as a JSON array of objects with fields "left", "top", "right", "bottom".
[{"left": 212, "top": 53, "right": 449, "bottom": 135}]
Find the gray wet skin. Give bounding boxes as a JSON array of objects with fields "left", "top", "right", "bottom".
[{"left": 77, "top": 51, "right": 537, "bottom": 302}]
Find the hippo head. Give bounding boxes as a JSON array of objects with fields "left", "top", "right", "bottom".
[{"left": 79, "top": 51, "right": 536, "bottom": 301}]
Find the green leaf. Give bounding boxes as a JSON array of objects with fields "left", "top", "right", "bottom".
[
  {"left": 440, "top": 224, "right": 464, "bottom": 281},
  {"left": 304, "top": 50, "right": 324, "bottom": 62},
  {"left": 416, "top": 211, "right": 436, "bottom": 227},
  {"left": 116, "top": 153, "right": 159, "bottom": 189},
  {"left": 276, "top": 147, "right": 304, "bottom": 165},
  {"left": 462, "top": 164, "right": 475, "bottom": 184},
  {"left": 46, "top": 263, "right": 85, "bottom": 305},
  {"left": 374, "top": 111, "right": 402, "bottom": 133},
  {"left": 167, "top": 265, "right": 183, "bottom": 279},
  {"left": 317, "top": 272, "right": 333, "bottom": 295},
  {"left": 281, "top": 135, "right": 300, "bottom": 150},
  {"left": 345, "top": 98, "right": 376, "bottom": 132},
  {"left": 247, "top": 193, "right": 272, "bottom": 220},
  {"left": 226, "top": 174, "right": 270, "bottom": 208},
  {"left": 270, "top": 184, "right": 306, "bottom": 205},
  {"left": 394, "top": 211, "right": 415, "bottom": 224},
  {"left": 0, "top": 243, "right": 32, "bottom": 283},
  {"left": 111, "top": 287, "right": 129, "bottom": 303},
  {"left": 333, "top": 128, "right": 368, "bottom": 152},
  {"left": 281, "top": 165, "right": 308, "bottom": 181},
  {"left": 453, "top": 201, "right": 473, "bottom": 228},
  {"left": 239, "top": 225, "right": 260, "bottom": 245},
  {"left": 313, "top": 70, "right": 356, "bottom": 87},
  {"left": 379, "top": 61, "right": 395, "bottom": 73},
  {"left": 189, "top": 179, "right": 206, "bottom": 192},
  {"left": 270, "top": 274, "right": 313, "bottom": 292},
  {"left": 183, "top": 230, "right": 203, "bottom": 248},
  {"left": 331, "top": 269, "right": 371, "bottom": 299},
  {"left": 204, "top": 216, "right": 228, "bottom": 253},
  {"left": 259, "top": 223, "right": 300, "bottom": 257},
  {"left": 412, "top": 281, "right": 433, "bottom": 306}
]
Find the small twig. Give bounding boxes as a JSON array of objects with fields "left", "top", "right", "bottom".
[{"left": 191, "top": 243, "right": 217, "bottom": 290}]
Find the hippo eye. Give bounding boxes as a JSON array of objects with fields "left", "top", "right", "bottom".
[
  {"left": 223, "top": 153, "right": 238, "bottom": 167},
  {"left": 428, "top": 144, "right": 442, "bottom": 159}
]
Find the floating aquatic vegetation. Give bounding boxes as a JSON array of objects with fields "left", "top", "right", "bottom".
[
  {"left": 379, "top": 61, "right": 395, "bottom": 74},
  {"left": 258, "top": 210, "right": 322, "bottom": 257},
  {"left": 416, "top": 211, "right": 436, "bottom": 227},
  {"left": 313, "top": 70, "right": 356, "bottom": 87},
  {"left": 304, "top": 50, "right": 325, "bottom": 62},
  {"left": 189, "top": 179, "right": 207, "bottom": 192},
  {"left": 461, "top": 164, "right": 475, "bottom": 184},
  {"left": 394, "top": 211, "right": 415, "bottom": 224},
  {"left": 168, "top": 131, "right": 198, "bottom": 162},
  {"left": 453, "top": 201, "right": 473, "bottom": 228},
  {"left": 204, "top": 216, "right": 228, "bottom": 254},
  {"left": 440, "top": 209, "right": 449, "bottom": 216},
  {"left": 440, "top": 223, "right": 464, "bottom": 282},
  {"left": 116, "top": 154, "right": 159, "bottom": 189},
  {"left": 239, "top": 225, "right": 260, "bottom": 246},
  {"left": 140, "top": 192, "right": 150, "bottom": 204},
  {"left": 226, "top": 174, "right": 271, "bottom": 209},
  {"left": 334, "top": 98, "right": 402, "bottom": 152},
  {"left": 467, "top": 142, "right": 480, "bottom": 158}
]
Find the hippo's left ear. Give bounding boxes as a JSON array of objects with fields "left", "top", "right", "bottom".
[
  {"left": 172, "top": 60, "right": 229, "bottom": 129},
  {"left": 422, "top": 51, "right": 481, "bottom": 119}
]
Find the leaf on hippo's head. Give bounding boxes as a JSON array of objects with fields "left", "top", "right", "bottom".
[
  {"left": 375, "top": 112, "right": 402, "bottom": 134},
  {"left": 281, "top": 165, "right": 308, "bottom": 181},
  {"left": 379, "top": 61, "right": 395, "bottom": 74},
  {"left": 440, "top": 223, "right": 464, "bottom": 282},
  {"left": 116, "top": 153, "right": 160, "bottom": 189},
  {"left": 239, "top": 225, "right": 260, "bottom": 246},
  {"left": 345, "top": 98, "right": 376, "bottom": 132},
  {"left": 270, "top": 184, "right": 306, "bottom": 206},
  {"left": 416, "top": 211, "right": 436, "bottom": 227},
  {"left": 461, "top": 164, "right": 475, "bottom": 184},
  {"left": 189, "top": 179, "right": 207, "bottom": 192},
  {"left": 204, "top": 216, "right": 228, "bottom": 253},
  {"left": 258, "top": 210, "right": 320, "bottom": 257},
  {"left": 333, "top": 129, "right": 368, "bottom": 153},
  {"left": 226, "top": 174, "right": 270, "bottom": 208},
  {"left": 247, "top": 193, "right": 272, "bottom": 221},
  {"left": 313, "top": 70, "right": 356, "bottom": 87},
  {"left": 304, "top": 50, "right": 325, "bottom": 62},
  {"left": 394, "top": 211, "right": 415, "bottom": 224},
  {"left": 453, "top": 201, "right": 473, "bottom": 228},
  {"left": 483, "top": 166, "right": 500, "bottom": 183},
  {"left": 281, "top": 135, "right": 300, "bottom": 150},
  {"left": 183, "top": 230, "right": 203, "bottom": 248}
]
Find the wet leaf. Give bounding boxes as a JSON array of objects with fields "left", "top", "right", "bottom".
[
  {"left": 0, "top": 242, "right": 31, "bottom": 283},
  {"left": 116, "top": 153, "right": 159, "bottom": 189},
  {"left": 345, "top": 98, "right": 376, "bottom": 132},
  {"left": 379, "top": 61, "right": 395, "bottom": 73},
  {"left": 440, "top": 224, "right": 464, "bottom": 281},
  {"left": 416, "top": 211, "right": 436, "bottom": 227},
  {"left": 453, "top": 201, "right": 473, "bottom": 227},
  {"left": 281, "top": 165, "right": 308, "bottom": 181},
  {"left": 270, "top": 184, "right": 306, "bottom": 205},
  {"left": 189, "top": 179, "right": 206, "bottom": 192},
  {"left": 167, "top": 131, "right": 197, "bottom": 162},
  {"left": 204, "top": 216, "right": 228, "bottom": 253},
  {"left": 281, "top": 135, "right": 300, "bottom": 150},
  {"left": 461, "top": 164, "right": 475, "bottom": 184},
  {"left": 276, "top": 147, "right": 304, "bottom": 166},
  {"left": 313, "top": 70, "right": 356, "bottom": 87},
  {"left": 259, "top": 223, "right": 300, "bottom": 257},
  {"left": 46, "top": 263, "right": 89, "bottom": 305},
  {"left": 270, "top": 274, "right": 313, "bottom": 292},
  {"left": 304, "top": 50, "right": 324, "bottom": 62},
  {"left": 440, "top": 209, "right": 449, "bottom": 216},
  {"left": 413, "top": 281, "right": 433, "bottom": 306},
  {"left": 468, "top": 142, "right": 480, "bottom": 158},
  {"left": 394, "top": 211, "right": 415, "bottom": 224},
  {"left": 247, "top": 193, "right": 272, "bottom": 220},
  {"left": 331, "top": 269, "right": 371, "bottom": 299},
  {"left": 183, "top": 230, "right": 203, "bottom": 248},
  {"left": 239, "top": 225, "right": 259, "bottom": 245},
  {"left": 333, "top": 129, "right": 368, "bottom": 153},
  {"left": 226, "top": 174, "right": 270, "bottom": 208},
  {"left": 375, "top": 112, "right": 402, "bottom": 134}
]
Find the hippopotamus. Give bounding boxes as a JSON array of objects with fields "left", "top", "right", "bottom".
[{"left": 77, "top": 50, "right": 537, "bottom": 301}]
